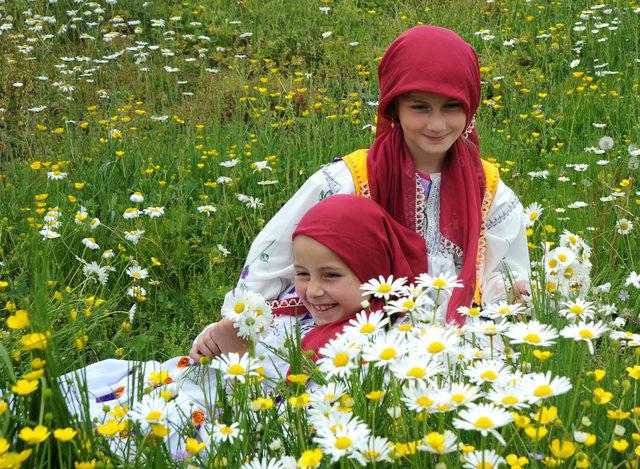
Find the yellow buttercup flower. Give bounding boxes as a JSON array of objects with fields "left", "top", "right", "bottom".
[
  {"left": 525, "top": 425, "right": 548, "bottom": 442},
  {"left": 22, "top": 369, "right": 45, "bottom": 381},
  {"left": 11, "top": 379, "right": 39, "bottom": 395},
  {"left": 288, "top": 393, "right": 310, "bottom": 408},
  {"left": 549, "top": 439, "right": 575, "bottom": 459},
  {"left": 31, "top": 358, "right": 46, "bottom": 369},
  {"left": 287, "top": 373, "right": 309, "bottom": 385},
  {"left": 96, "top": 419, "right": 124, "bottom": 437},
  {"left": 185, "top": 437, "right": 206, "bottom": 455},
  {"left": 586, "top": 369, "right": 606, "bottom": 381},
  {"left": 0, "top": 401, "right": 8, "bottom": 415},
  {"left": 21, "top": 332, "right": 48, "bottom": 350},
  {"left": 53, "top": 428, "right": 77, "bottom": 442},
  {"left": 7, "top": 310, "right": 29, "bottom": 330},
  {"left": 612, "top": 439, "right": 629, "bottom": 452},
  {"left": 626, "top": 365, "right": 640, "bottom": 379},
  {"left": 0, "top": 437, "right": 8, "bottom": 455},
  {"left": 74, "top": 459, "right": 96, "bottom": 469},
  {"left": 297, "top": 448, "right": 323, "bottom": 468},
  {"left": 608, "top": 409, "right": 631, "bottom": 420},
  {"left": 366, "top": 390, "right": 386, "bottom": 401},
  {"left": 18, "top": 425, "right": 50, "bottom": 445},
  {"left": 593, "top": 387, "right": 613, "bottom": 404},
  {"left": 532, "top": 350, "right": 553, "bottom": 361}
]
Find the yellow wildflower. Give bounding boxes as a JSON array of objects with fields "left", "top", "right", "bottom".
[
  {"left": 18, "top": 425, "right": 50, "bottom": 445},
  {"left": 608, "top": 409, "right": 631, "bottom": 420},
  {"left": 549, "top": 439, "right": 575, "bottom": 459},
  {"left": 21, "top": 332, "right": 48, "bottom": 350},
  {"left": 593, "top": 387, "right": 613, "bottom": 404},
  {"left": 612, "top": 439, "right": 629, "bottom": 452},
  {"left": 586, "top": 369, "right": 606, "bottom": 381},
  {"left": 6, "top": 310, "right": 29, "bottom": 329},
  {"left": 11, "top": 379, "right": 39, "bottom": 395},
  {"left": 626, "top": 365, "right": 640, "bottom": 379},
  {"left": 297, "top": 448, "right": 323, "bottom": 468},
  {"left": 288, "top": 393, "right": 310, "bottom": 408},
  {"left": 74, "top": 460, "right": 96, "bottom": 469},
  {"left": 185, "top": 437, "right": 206, "bottom": 455},
  {"left": 287, "top": 373, "right": 309, "bottom": 385},
  {"left": 525, "top": 425, "right": 548, "bottom": 442},
  {"left": 53, "top": 428, "right": 77, "bottom": 442}
]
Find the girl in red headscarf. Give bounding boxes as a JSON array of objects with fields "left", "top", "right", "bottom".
[{"left": 191, "top": 26, "right": 530, "bottom": 361}]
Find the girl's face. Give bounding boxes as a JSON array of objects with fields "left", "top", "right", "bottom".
[
  {"left": 397, "top": 91, "right": 467, "bottom": 166},
  {"left": 293, "top": 235, "right": 364, "bottom": 325}
]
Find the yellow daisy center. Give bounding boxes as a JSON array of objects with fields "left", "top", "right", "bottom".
[
  {"left": 579, "top": 330, "right": 593, "bottom": 339},
  {"left": 377, "top": 283, "right": 392, "bottom": 293},
  {"left": 416, "top": 396, "right": 433, "bottom": 407},
  {"left": 402, "top": 300, "right": 415, "bottom": 309},
  {"left": 432, "top": 278, "right": 447, "bottom": 288},
  {"left": 228, "top": 364, "right": 245, "bottom": 375},
  {"left": 220, "top": 426, "right": 234, "bottom": 435},
  {"left": 524, "top": 333, "right": 541, "bottom": 344},
  {"left": 333, "top": 353, "right": 349, "bottom": 367},
  {"left": 379, "top": 348, "right": 397, "bottom": 361},
  {"left": 428, "top": 342, "right": 445, "bottom": 353},
  {"left": 233, "top": 303, "right": 245, "bottom": 314},
  {"left": 451, "top": 393, "right": 465, "bottom": 404},
  {"left": 360, "top": 324, "right": 375, "bottom": 334},
  {"left": 534, "top": 385, "right": 553, "bottom": 397},
  {"left": 502, "top": 395, "right": 519, "bottom": 405},
  {"left": 335, "top": 436, "right": 352, "bottom": 450},
  {"left": 481, "top": 370, "right": 497, "bottom": 381},
  {"left": 569, "top": 305, "right": 584, "bottom": 314},
  {"left": 146, "top": 410, "right": 162, "bottom": 421},
  {"left": 406, "top": 367, "right": 426, "bottom": 378},
  {"left": 474, "top": 417, "right": 494, "bottom": 429}
]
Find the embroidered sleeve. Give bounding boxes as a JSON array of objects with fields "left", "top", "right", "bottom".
[{"left": 480, "top": 180, "right": 530, "bottom": 303}]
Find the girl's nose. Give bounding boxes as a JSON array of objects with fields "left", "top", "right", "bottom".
[
  {"left": 307, "top": 279, "right": 324, "bottom": 298},
  {"left": 426, "top": 113, "right": 447, "bottom": 132}
]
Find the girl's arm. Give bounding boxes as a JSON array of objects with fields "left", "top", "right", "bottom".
[
  {"left": 191, "top": 161, "right": 355, "bottom": 355},
  {"left": 480, "top": 180, "right": 531, "bottom": 303}
]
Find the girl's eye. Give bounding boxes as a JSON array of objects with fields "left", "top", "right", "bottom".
[
  {"left": 445, "top": 101, "right": 462, "bottom": 109},
  {"left": 295, "top": 272, "right": 309, "bottom": 278},
  {"left": 410, "top": 103, "right": 429, "bottom": 111},
  {"left": 324, "top": 272, "right": 341, "bottom": 279}
]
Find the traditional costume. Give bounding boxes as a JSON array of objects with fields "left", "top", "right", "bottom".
[{"left": 204, "top": 25, "right": 529, "bottom": 335}]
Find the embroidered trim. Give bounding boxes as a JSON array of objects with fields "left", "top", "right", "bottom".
[
  {"left": 321, "top": 165, "right": 340, "bottom": 197},
  {"left": 462, "top": 117, "right": 476, "bottom": 140},
  {"left": 474, "top": 184, "right": 495, "bottom": 304},
  {"left": 415, "top": 175, "right": 426, "bottom": 235},
  {"left": 486, "top": 192, "right": 520, "bottom": 230},
  {"left": 269, "top": 297, "right": 305, "bottom": 311},
  {"left": 361, "top": 182, "right": 371, "bottom": 199}
]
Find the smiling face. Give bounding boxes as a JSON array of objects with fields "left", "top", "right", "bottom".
[
  {"left": 396, "top": 91, "right": 468, "bottom": 172},
  {"left": 293, "top": 235, "right": 364, "bottom": 325}
]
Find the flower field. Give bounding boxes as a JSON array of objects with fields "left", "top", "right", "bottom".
[{"left": 1, "top": 0, "right": 640, "bottom": 467}]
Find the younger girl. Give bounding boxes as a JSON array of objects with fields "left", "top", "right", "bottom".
[
  {"left": 60, "top": 195, "right": 426, "bottom": 457},
  {"left": 191, "top": 25, "right": 529, "bottom": 360}
]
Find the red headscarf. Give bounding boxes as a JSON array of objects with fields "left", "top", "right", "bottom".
[
  {"left": 292, "top": 194, "right": 427, "bottom": 361},
  {"left": 368, "top": 25, "right": 485, "bottom": 325}
]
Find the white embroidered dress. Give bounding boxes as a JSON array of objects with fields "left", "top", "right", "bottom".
[{"left": 210, "top": 159, "right": 529, "bottom": 327}]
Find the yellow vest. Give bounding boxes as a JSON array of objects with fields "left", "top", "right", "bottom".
[{"left": 342, "top": 148, "right": 500, "bottom": 305}]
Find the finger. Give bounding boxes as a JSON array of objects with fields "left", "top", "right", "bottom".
[{"left": 200, "top": 339, "right": 221, "bottom": 358}]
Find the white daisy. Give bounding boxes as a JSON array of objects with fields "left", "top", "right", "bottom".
[
  {"left": 465, "top": 359, "right": 511, "bottom": 385},
  {"left": 401, "top": 381, "right": 439, "bottom": 413},
  {"left": 341, "top": 310, "right": 389, "bottom": 342},
  {"left": 209, "top": 352, "right": 259, "bottom": 383},
  {"left": 390, "top": 355, "right": 444, "bottom": 381},
  {"left": 522, "top": 202, "right": 543, "bottom": 227},
  {"left": 482, "top": 301, "right": 525, "bottom": 320},
  {"left": 316, "top": 337, "right": 359, "bottom": 379},
  {"left": 130, "top": 192, "right": 144, "bottom": 203},
  {"left": 313, "top": 414, "right": 370, "bottom": 464},
  {"left": 144, "top": 206, "right": 165, "bottom": 218},
  {"left": 559, "top": 298, "right": 596, "bottom": 321},
  {"left": 560, "top": 321, "right": 608, "bottom": 354},
  {"left": 122, "top": 207, "right": 140, "bottom": 219},
  {"left": 486, "top": 384, "right": 532, "bottom": 410},
  {"left": 360, "top": 275, "right": 406, "bottom": 300},
  {"left": 81, "top": 237, "right": 99, "bottom": 250},
  {"left": 126, "top": 265, "right": 148, "bottom": 280},
  {"left": 360, "top": 436, "right": 394, "bottom": 463},
  {"left": 452, "top": 402, "right": 513, "bottom": 444},
  {"left": 446, "top": 382, "right": 483, "bottom": 407},
  {"left": 47, "top": 170, "right": 68, "bottom": 180},
  {"left": 124, "top": 229, "right": 145, "bottom": 244},
  {"left": 416, "top": 271, "right": 463, "bottom": 296},
  {"left": 523, "top": 371, "right": 572, "bottom": 400},
  {"left": 616, "top": 218, "right": 633, "bottom": 235},
  {"left": 210, "top": 421, "right": 240, "bottom": 443},
  {"left": 361, "top": 332, "right": 408, "bottom": 367},
  {"left": 462, "top": 450, "right": 505, "bottom": 469},
  {"left": 505, "top": 320, "right": 558, "bottom": 347},
  {"left": 197, "top": 205, "right": 217, "bottom": 215},
  {"left": 39, "top": 228, "right": 61, "bottom": 239}
]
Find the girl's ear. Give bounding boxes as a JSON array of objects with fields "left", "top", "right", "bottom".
[{"left": 385, "top": 98, "right": 399, "bottom": 122}]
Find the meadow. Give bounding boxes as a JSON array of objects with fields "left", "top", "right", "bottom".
[{"left": 0, "top": 0, "right": 639, "bottom": 467}]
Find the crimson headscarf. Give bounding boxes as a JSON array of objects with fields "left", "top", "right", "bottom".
[
  {"left": 368, "top": 25, "right": 485, "bottom": 325},
  {"left": 292, "top": 195, "right": 427, "bottom": 361}
]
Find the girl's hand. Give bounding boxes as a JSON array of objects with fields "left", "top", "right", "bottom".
[{"left": 189, "top": 319, "right": 248, "bottom": 362}]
